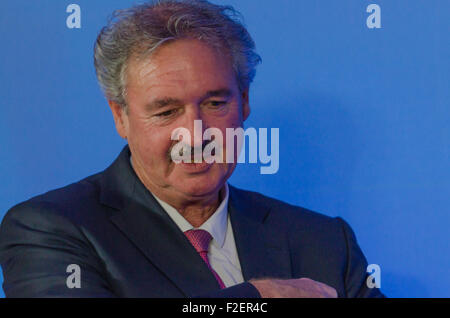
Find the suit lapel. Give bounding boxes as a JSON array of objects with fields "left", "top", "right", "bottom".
[
  {"left": 229, "top": 186, "right": 292, "bottom": 281},
  {"left": 100, "top": 146, "right": 223, "bottom": 297}
]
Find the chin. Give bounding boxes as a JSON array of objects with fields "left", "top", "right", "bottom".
[
  {"left": 175, "top": 174, "right": 224, "bottom": 198},
  {"left": 182, "top": 180, "right": 221, "bottom": 197},
  {"left": 168, "top": 163, "right": 232, "bottom": 197}
]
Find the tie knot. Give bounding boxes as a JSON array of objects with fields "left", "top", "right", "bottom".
[{"left": 184, "top": 229, "right": 212, "bottom": 253}]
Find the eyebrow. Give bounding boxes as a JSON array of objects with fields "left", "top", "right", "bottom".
[
  {"left": 203, "top": 88, "right": 233, "bottom": 99},
  {"left": 145, "top": 88, "right": 233, "bottom": 112},
  {"left": 145, "top": 98, "right": 183, "bottom": 111}
]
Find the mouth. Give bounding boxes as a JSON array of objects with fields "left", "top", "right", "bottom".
[
  {"left": 172, "top": 146, "right": 217, "bottom": 173},
  {"left": 178, "top": 160, "right": 213, "bottom": 173}
]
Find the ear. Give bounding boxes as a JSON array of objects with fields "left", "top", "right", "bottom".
[
  {"left": 241, "top": 89, "right": 251, "bottom": 121},
  {"left": 108, "top": 100, "right": 129, "bottom": 139}
]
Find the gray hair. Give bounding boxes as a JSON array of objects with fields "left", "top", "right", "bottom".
[{"left": 94, "top": 0, "right": 261, "bottom": 108}]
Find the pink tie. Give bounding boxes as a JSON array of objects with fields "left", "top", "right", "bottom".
[{"left": 184, "top": 229, "right": 226, "bottom": 289}]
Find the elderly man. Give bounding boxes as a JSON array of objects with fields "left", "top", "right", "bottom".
[{"left": 0, "top": 0, "right": 384, "bottom": 298}]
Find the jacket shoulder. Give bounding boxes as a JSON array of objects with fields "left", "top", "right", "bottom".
[
  {"left": 230, "top": 185, "right": 338, "bottom": 228},
  {"left": 2, "top": 172, "right": 105, "bottom": 228}
]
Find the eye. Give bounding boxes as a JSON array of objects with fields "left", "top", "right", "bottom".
[
  {"left": 154, "top": 109, "right": 178, "bottom": 117},
  {"left": 207, "top": 100, "right": 227, "bottom": 107}
]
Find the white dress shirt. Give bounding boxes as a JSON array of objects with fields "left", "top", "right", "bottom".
[{"left": 152, "top": 183, "right": 244, "bottom": 288}]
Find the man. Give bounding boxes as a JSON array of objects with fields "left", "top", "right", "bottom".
[{"left": 0, "top": 0, "right": 384, "bottom": 298}]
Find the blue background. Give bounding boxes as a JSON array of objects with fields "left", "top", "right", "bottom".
[{"left": 0, "top": 0, "right": 448, "bottom": 297}]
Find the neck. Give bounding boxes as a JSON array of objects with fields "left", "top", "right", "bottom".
[
  {"left": 151, "top": 185, "right": 223, "bottom": 228},
  {"left": 175, "top": 195, "right": 221, "bottom": 228}
]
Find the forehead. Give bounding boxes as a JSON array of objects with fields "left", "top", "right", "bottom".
[{"left": 126, "top": 39, "right": 237, "bottom": 97}]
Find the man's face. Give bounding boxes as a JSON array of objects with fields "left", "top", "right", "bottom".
[{"left": 110, "top": 39, "right": 250, "bottom": 203}]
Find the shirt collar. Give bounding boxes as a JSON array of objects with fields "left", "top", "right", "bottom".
[{"left": 130, "top": 155, "right": 229, "bottom": 248}]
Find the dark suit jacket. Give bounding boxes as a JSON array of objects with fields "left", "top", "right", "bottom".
[{"left": 0, "top": 146, "right": 384, "bottom": 298}]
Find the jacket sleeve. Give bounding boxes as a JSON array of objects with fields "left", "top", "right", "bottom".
[
  {"left": 0, "top": 201, "right": 116, "bottom": 298},
  {"left": 335, "top": 217, "right": 386, "bottom": 298},
  {"left": 195, "top": 282, "right": 261, "bottom": 298}
]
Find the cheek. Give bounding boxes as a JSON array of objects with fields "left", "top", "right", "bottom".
[
  {"left": 212, "top": 105, "right": 244, "bottom": 130},
  {"left": 129, "top": 122, "right": 173, "bottom": 164},
  {"left": 220, "top": 114, "right": 245, "bottom": 140}
]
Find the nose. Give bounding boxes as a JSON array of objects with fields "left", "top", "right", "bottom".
[{"left": 182, "top": 105, "right": 206, "bottom": 149}]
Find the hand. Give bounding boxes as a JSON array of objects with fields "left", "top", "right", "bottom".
[{"left": 249, "top": 277, "right": 338, "bottom": 298}]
